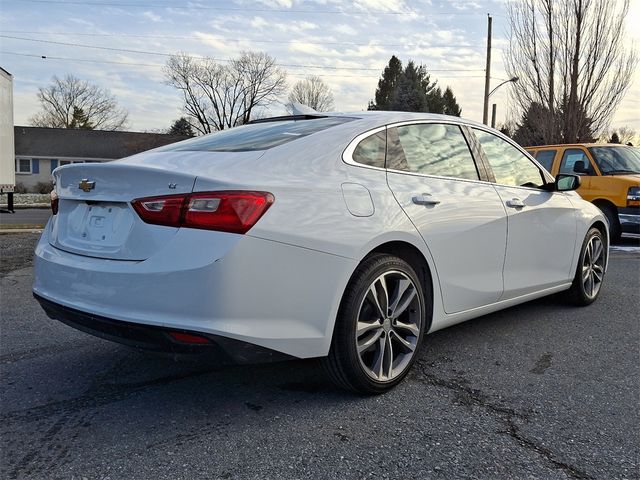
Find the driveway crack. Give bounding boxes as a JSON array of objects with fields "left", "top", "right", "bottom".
[{"left": 414, "top": 360, "right": 592, "bottom": 480}]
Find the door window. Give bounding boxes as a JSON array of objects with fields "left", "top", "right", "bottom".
[
  {"left": 473, "top": 129, "right": 545, "bottom": 188},
  {"left": 560, "top": 149, "right": 590, "bottom": 175},
  {"left": 535, "top": 150, "right": 556, "bottom": 172},
  {"left": 388, "top": 123, "right": 479, "bottom": 180}
]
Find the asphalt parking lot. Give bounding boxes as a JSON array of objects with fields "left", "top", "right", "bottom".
[{"left": 1, "top": 233, "right": 638, "bottom": 480}]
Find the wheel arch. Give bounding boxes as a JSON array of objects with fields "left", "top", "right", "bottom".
[
  {"left": 590, "top": 219, "right": 610, "bottom": 268},
  {"left": 591, "top": 198, "right": 618, "bottom": 213}
]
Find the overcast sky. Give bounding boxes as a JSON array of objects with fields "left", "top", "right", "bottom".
[{"left": 1, "top": 0, "right": 638, "bottom": 134}]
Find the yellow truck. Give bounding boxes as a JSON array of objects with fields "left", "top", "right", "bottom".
[{"left": 526, "top": 143, "right": 640, "bottom": 242}]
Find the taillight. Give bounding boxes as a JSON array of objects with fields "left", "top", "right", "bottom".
[
  {"left": 131, "top": 191, "right": 274, "bottom": 234},
  {"left": 50, "top": 190, "right": 58, "bottom": 215}
]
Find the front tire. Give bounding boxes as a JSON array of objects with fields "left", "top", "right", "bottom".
[
  {"left": 322, "top": 254, "right": 427, "bottom": 394},
  {"left": 600, "top": 205, "right": 621, "bottom": 244},
  {"left": 563, "top": 227, "right": 606, "bottom": 306}
]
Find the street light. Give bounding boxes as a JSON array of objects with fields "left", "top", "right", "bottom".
[
  {"left": 489, "top": 76, "right": 519, "bottom": 98},
  {"left": 488, "top": 76, "right": 519, "bottom": 128}
]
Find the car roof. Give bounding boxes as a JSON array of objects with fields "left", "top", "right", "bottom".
[
  {"left": 256, "top": 110, "right": 490, "bottom": 131},
  {"left": 329, "top": 110, "right": 489, "bottom": 129},
  {"left": 526, "top": 143, "right": 623, "bottom": 149}
]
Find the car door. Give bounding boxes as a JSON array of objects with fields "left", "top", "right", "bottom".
[
  {"left": 558, "top": 147, "right": 595, "bottom": 200},
  {"left": 471, "top": 128, "right": 577, "bottom": 299},
  {"left": 385, "top": 122, "right": 507, "bottom": 314}
]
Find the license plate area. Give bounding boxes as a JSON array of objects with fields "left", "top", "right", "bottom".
[{"left": 54, "top": 201, "right": 135, "bottom": 254}]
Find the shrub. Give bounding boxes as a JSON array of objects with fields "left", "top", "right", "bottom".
[
  {"left": 33, "top": 181, "right": 54, "bottom": 194},
  {"left": 13, "top": 182, "right": 28, "bottom": 194}
]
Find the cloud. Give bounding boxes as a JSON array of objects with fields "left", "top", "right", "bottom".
[
  {"left": 254, "top": 0, "right": 294, "bottom": 8},
  {"left": 142, "top": 11, "right": 162, "bottom": 23},
  {"left": 333, "top": 24, "right": 358, "bottom": 36},
  {"left": 250, "top": 16, "right": 269, "bottom": 29}
]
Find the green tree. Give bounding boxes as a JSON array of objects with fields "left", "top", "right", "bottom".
[
  {"left": 369, "top": 55, "right": 403, "bottom": 111},
  {"left": 442, "top": 87, "right": 462, "bottom": 116},
  {"left": 369, "top": 56, "right": 460, "bottom": 115},
  {"left": 169, "top": 117, "right": 195, "bottom": 137},
  {"left": 512, "top": 102, "right": 552, "bottom": 146},
  {"left": 513, "top": 101, "right": 595, "bottom": 147},
  {"left": 609, "top": 132, "right": 621, "bottom": 144},
  {"left": 391, "top": 61, "right": 429, "bottom": 111},
  {"left": 68, "top": 106, "right": 94, "bottom": 129}
]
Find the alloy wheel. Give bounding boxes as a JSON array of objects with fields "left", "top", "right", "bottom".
[
  {"left": 355, "top": 270, "right": 422, "bottom": 381},
  {"left": 582, "top": 234, "right": 605, "bottom": 299}
]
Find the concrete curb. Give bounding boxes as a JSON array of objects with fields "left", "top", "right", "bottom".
[
  {"left": 0, "top": 228, "right": 43, "bottom": 234},
  {"left": 0, "top": 204, "right": 50, "bottom": 209}
]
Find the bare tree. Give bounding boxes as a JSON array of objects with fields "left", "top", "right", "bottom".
[
  {"left": 505, "top": 0, "right": 637, "bottom": 143},
  {"left": 287, "top": 75, "right": 335, "bottom": 112},
  {"left": 30, "top": 74, "right": 128, "bottom": 130},
  {"left": 164, "top": 51, "right": 286, "bottom": 134},
  {"left": 602, "top": 126, "right": 638, "bottom": 145}
]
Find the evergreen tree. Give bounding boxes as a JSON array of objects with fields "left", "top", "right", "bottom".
[
  {"left": 512, "top": 102, "right": 550, "bottom": 146},
  {"left": 426, "top": 86, "right": 445, "bottom": 114},
  {"left": 513, "top": 101, "right": 595, "bottom": 146},
  {"left": 391, "top": 61, "right": 429, "bottom": 112},
  {"left": 368, "top": 56, "right": 460, "bottom": 115},
  {"left": 69, "top": 106, "right": 94, "bottom": 129},
  {"left": 609, "top": 132, "right": 621, "bottom": 144},
  {"left": 169, "top": 117, "right": 195, "bottom": 137},
  {"left": 370, "top": 55, "right": 403, "bottom": 111},
  {"left": 442, "top": 87, "right": 462, "bottom": 116}
]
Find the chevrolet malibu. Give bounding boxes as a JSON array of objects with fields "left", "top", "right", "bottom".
[{"left": 33, "top": 112, "right": 609, "bottom": 393}]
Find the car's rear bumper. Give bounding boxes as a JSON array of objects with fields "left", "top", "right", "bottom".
[
  {"left": 34, "top": 293, "right": 293, "bottom": 363},
  {"left": 33, "top": 221, "right": 356, "bottom": 359},
  {"left": 619, "top": 207, "right": 640, "bottom": 234}
]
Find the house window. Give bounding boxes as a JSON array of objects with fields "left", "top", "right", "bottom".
[
  {"left": 59, "top": 160, "right": 85, "bottom": 166},
  {"left": 16, "top": 158, "right": 32, "bottom": 174}
]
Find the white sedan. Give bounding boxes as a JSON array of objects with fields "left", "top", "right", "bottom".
[{"left": 33, "top": 112, "right": 608, "bottom": 393}]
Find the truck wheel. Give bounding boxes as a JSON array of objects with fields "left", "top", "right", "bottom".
[{"left": 599, "top": 204, "right": 621, "bottom": 244}]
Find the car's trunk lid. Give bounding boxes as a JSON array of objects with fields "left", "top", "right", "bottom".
[{"left": 49, "top": 163, "right": 198, "bottom": 261}]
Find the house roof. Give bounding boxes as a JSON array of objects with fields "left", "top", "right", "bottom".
[{"left": 14, "top": 126, "right": 189, "bottom": 159}]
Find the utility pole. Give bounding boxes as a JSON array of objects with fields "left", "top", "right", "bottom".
[{"left": 482, "top": 14, "right": 492, "bottom": 125}]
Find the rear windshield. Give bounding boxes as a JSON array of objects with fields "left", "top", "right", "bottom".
[{"left": 156, "top": 117, "right": 355, "bottom": 152}]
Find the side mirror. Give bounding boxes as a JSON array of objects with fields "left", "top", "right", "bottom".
[
  {"left": 556, "top": 174, "right": 581, "bottom": 192},
  {"left": 573, "top": 160, "right": 589, "bottom": 174}
]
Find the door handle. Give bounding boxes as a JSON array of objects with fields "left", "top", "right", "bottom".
[
  {"left": 506, "top": 198, "right": 525, "bottom": 208},
  {"left": 412, "top": 193, "right": 441, "bottom": 206}
]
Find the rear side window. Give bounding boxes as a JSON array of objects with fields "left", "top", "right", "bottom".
[
  {"left": 560, "top": 149, "right": 590, "bottom": 175},
  {"left": 535, "top": 150, "right": 556, "bottom": 172},
  {"left": 352, "top": 130, "right": 386, "bottom": 168},
  {"left": 156, "top": 117, "right": 355, "bottom": 152},
  {"left": 387, "top": 123, "right": 479, "bottom": 180}
]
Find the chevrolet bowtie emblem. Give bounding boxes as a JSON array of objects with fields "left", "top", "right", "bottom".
[{"left": 78, "top": 179, "right": 95, "bottom": 192}]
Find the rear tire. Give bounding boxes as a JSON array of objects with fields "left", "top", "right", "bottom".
[
  {"left": 563, "top": 227, "right": 606, "bottom": 306},
  {"left": 322, "top": 254, "right": 427, "bottom": 394}
]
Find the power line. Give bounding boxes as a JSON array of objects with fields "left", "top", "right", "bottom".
[
  {"left": 11, "top": 0, "right": 490, "bottom": 16},
  {"left": 0, "top": 51, "right": 493, "bottom": 79},
  {"left": 0, "top": 36, "right": 486, "bottom": 72},
  {"left": 0, "top": 30, "right": 485, "bottom": 50}
]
